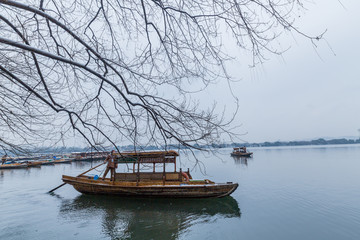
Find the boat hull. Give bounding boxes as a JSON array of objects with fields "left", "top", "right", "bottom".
[
  {"left": 62, "top": 175, "right": 238, "bottom": 198},
  {"left": 27, "top": 161, "right": 42, "bottom": 167},
  {"left": 231, "top": 152, "right": 253, "bottom": 157},
  {"left": 40, "top": 161, "right": 55, "bottom": 165},
  {"left": 53, "top": 159, "right": 73, "bottom": 164},
  {"left": 0, "top": 163, "right": 28, "bottom": 169}
]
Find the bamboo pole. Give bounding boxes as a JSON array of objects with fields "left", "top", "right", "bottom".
[
  {"left": 162, "top": 155, "right": 165, "bottom": 185},
  {"left": 136, "top": 159, "right": 140, "bottom": 186}
]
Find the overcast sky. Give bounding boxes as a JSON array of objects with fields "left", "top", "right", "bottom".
[
  {"left": 34, "top": 0, "right": 359, "bottom": 147},
  {"left": 199, "top": 0, "right": 360, "bottom": 143}
]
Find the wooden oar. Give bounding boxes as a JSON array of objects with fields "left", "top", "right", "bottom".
[{"left": 48, "top": 161, "right": 106, "bottom": 193}]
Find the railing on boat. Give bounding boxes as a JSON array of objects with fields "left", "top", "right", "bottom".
[{"left": 113, "top": 150, "right": 191, "bottom": 185}]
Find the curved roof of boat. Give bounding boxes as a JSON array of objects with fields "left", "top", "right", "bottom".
[{"left": 116, "top": 150, "right": 179, "bottom": 157}]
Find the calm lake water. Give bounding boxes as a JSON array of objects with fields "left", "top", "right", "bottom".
[{"left": 1, "top": 145, "right": 360, "bottom": 240}]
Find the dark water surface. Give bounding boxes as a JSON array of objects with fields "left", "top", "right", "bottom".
[{"left": 1, "top": 145, "right": 359, "bottom": 239}]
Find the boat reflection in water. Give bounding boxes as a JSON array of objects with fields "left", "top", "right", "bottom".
[
  {"left": 232, "top": 156, "right": 253, "bottom": 166},
  {"left": 59, "top": 195, "right": 241, "bottom": 239}
]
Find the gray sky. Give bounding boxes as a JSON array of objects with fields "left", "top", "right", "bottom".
[{"left": 202, "top": 0, "right": 360, "bottom": 143}]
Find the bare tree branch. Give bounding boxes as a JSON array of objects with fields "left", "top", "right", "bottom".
[{"left": 0, "top": 0, "right": 323, "bottom": 154}]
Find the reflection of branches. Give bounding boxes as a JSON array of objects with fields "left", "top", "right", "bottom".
[{"left": 0, "top": 0, "right": 322, "bottom": 154}]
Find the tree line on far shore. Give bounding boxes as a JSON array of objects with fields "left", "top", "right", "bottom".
[
  {"left": 3, "top": 138, "right": 359, "bottom": 156},
  {"left": 121, "top": 138, "right": 360, "bottom": 150},
  {"left": 210, "top": 138, "right": 360, "bottom": 149}
]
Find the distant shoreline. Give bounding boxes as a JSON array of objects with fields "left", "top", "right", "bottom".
[
  {"left": 3, "top": 138, "right": 360, "bottom": 155},
  {"left": 216, "top": 138, "right": 360, "bottom": 149},
  {"left": 122, "top": 138, "right": 360, "bottom": 151}
]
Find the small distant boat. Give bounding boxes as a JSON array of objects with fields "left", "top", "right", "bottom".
[
  {"left": 71, "top": 151, "right": 109, "bottom": 161},
  {"left": 39, "top": 160, "right": 55, "bottom": 165},
  {"left": 26, "top": 161, "right": 43, "bottom": 167},
  {"left": 53, "top": 158, "right": 72, "bottom": 164},
  {"left": 0, "top": 162, "right": 28, "bottom": 169},
  {"left": 231, "top": 147, "right": 253, "bottom": 157},
  {"left": 62, "top": 151, "right": 238, "bottom": 198}
]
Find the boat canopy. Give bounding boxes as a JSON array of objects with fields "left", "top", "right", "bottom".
[{"left": 115, "top": 150, "right": 179, "bottom": 164}]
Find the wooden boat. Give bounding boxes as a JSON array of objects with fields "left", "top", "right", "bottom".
[
  {"left": 39, "top": 159, "right": 55, "bottom": 165},
  {"left": 71, "top": 151, "right": 109, "bottom": 161},
  {"left": 0, "top": 162, "right": 28, "bottom": 169},
  {"left": 53, "top": 158, "right": 72, "bottom": 164},
  {"left": 26, "top": 161, "right": 42, "bottom": 167},
  {"left": 62, "top": 151, "right": 238, "bottom": 198},
  {"left": 231, "top": 147, "right": 253, "bottom": 157},
  {"left": 1, "top": 160, "right": 50, "bottom": 169}
]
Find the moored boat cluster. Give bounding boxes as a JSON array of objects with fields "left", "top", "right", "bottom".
[{"left": 0, "top": 152, "right": 109, "bottom": 170}]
